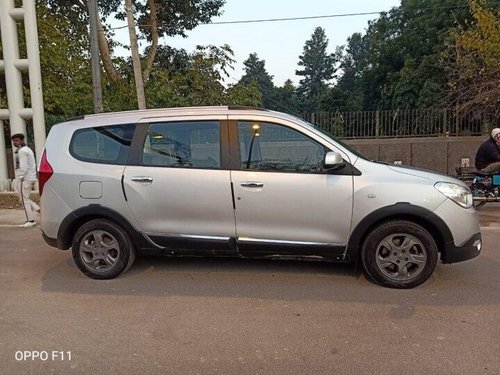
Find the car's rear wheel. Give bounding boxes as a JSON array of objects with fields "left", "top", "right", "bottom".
[
  {"left": 361, "top": 221, "right": 438, "bottom": 289},
  {"left": 72, "top": 219, "right": 135, "bottom": 279}
]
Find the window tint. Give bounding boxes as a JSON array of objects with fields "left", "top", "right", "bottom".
[
  {"left": 70, "top": 124, "right": 135, "bottom": 165},
  {"left": 143, "top": 121, "right": 221, "bottom": 168},
  {"left": 238, "top": 122, "right": 328, "bottom": 172}
]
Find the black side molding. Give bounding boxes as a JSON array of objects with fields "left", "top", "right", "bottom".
[{"left": 57, "top": 205, "right": 159, "bottom": 251}]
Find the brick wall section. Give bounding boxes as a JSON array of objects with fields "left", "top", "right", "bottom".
[{"left": 345, "top": 136, "right": 485, "bottom": 175}]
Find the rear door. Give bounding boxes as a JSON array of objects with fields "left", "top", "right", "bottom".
[
  {"left": 123, "top": 117, "right": 236, "bottom": 255},
  {"left": 229, "top": 117, "right": 354, "bottom": 259}
]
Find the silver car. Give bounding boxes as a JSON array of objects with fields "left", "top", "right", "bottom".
[{"left": 39, "top": 106, "right": 481, "bottom": 288}]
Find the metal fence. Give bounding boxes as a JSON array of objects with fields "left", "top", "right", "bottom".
[{"left": 302, "top": 109, "right": 497, "bottom": 139}]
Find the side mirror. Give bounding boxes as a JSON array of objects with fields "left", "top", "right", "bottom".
[{"left": 323, "top": 151, "right": 345, "bottom": 171}]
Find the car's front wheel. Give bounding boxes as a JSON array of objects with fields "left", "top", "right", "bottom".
[
  {"left": 72, "top": 219, "right": 136, "bottom": 279},
  {"left": 361, "top": 221, "right": 438, "bottom": 288}
]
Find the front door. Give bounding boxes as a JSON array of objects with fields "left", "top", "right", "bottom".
[
  {"left": 123, "top": 119, "right": 236, "bottom": 254},
  {"left": 230, "top": 120, "right": 354, "bottom": 259}
]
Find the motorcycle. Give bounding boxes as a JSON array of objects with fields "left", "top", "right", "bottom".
[{"left": 455, "top": 167, "right": 500, "bottom": 209}]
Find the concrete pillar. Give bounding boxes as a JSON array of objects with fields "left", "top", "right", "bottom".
[
  {"left": 0, "top": 0, "right": 27, "bottom": 138},
  {"left": 0, "top": 89, "right": 8, "bottom": 190},
  {"left": 23, "top": 0, "right": 46, "bottom": 162},
  {"left": 0, "top": 119, "right": 8, "bottom": 191},
  {"left": 1, "top": 0, "right": 27, "bottom": 183}
]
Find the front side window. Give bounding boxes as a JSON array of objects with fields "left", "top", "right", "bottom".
[
  {"left": 143, "top": 121, "right": 221, "bottom": 168},
  {"left": 237, "top": 122, "right": 328, "bottom": 173},
  {"left": 70, "top": 124, "right": 135, "bottom": 165}
]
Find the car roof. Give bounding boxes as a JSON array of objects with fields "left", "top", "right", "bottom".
[
  {"left": 50, "top": 106, "right": 358, "bottom": 163},
  {"left": 59, "top": 106, "right": 298, "bottom": 128}
]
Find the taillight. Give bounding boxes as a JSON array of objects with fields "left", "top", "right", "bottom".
[{"left": 38, "top": 149, "right": 53, "bottom": 196}]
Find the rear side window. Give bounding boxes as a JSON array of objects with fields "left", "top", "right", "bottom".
[
  {"left": 142, "top": 121, "right": 221, "bottom": 168},
  {"left": 70, "top": 124, "right": 135, "bottom": 165}
]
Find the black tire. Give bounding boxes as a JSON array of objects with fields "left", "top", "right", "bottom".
[
  {"left": 361, "top": 220, "right": 438, "bottom": 289},
  {"left": 71, "top": 219, "right": 136, "bottom": 279}
]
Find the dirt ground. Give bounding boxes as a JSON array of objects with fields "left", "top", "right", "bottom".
[{"left": 0, "top": 192, "right": 39, "bottom": 209}]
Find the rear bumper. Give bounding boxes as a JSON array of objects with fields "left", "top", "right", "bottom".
[
  {"left": 441, "top": 232, "right": 482, "bottom": 264},
  {"left": 41, "top": 231, "right": 60, "bottom": 249}
]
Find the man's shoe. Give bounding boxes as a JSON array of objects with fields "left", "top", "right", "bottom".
[{"left": 18, "top": 221, "right": 37, "bottom": 228}]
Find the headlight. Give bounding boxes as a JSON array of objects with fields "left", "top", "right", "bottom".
[{"left": 434, "top": 182, "right": 473, "bottom": 209}]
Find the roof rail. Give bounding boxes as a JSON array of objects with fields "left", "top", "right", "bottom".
[
  {"left": 66, "top": 115, "right": 85, "bottom": 122},
  {"left": 228, "top": 106, "right": 268, "bottom": 111}
]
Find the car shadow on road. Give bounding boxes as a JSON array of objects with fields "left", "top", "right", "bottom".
[
  {"left": 42, "top": 254, "right": 366, "bottom": 294},
  {"left": 41, "top": 253, "right": 500, "bottom": 306}
]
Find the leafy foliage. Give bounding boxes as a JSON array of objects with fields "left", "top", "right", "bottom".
[
  {"left": 338, "top": 0, "right": 472, "bottom": 111},
  {"left": 34, "top": 2, "right": 94, "bottom": 125},
  {"left": 3, "top": 0, "right": 498, "bottom": 137},
  {"left": 296, "top": 27, "right": 340, "bottom": 111},
  {"left": 442, "top": 0, "right": 500, "bottom": 117},
  {"left": 239, "top": 53, "right": 275, "bottom": 108}
]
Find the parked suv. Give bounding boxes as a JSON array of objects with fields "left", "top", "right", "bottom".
[{"left": 39, "top": 106, "right": 482, "bottom": 288}]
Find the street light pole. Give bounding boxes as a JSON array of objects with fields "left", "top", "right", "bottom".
[{"left": 88, "top": 0, "right": 103, "bottom": 113}]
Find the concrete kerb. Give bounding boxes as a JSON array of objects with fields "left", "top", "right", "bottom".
[{"left": 0, "top": 208, "right": 36, "bottom": 227}]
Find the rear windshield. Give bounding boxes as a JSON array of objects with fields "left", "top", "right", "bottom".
[{"left": 70, "top": 124, "right": 135, "bottom": 165}]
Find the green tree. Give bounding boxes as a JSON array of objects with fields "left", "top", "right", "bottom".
[
  {"left": 239, "top": 53, "right": 275, "bottom": 108},
  {"left": 1, "top": 1, "right": 94, "bottom": 130},
  {"left": 50, "top": 0, "right": 225, "bottom": 87},
  {"left": 319, "top": 87, "right": 362, "bottom": 112},
  {"left": 226, "top": 81, "right": 262, "bottom": 107},
  {"left": 35, "top": 2, "right": 94, "bottom": 125},
  {"left": 339, "top": 0, "right": 473, "bottom": 110},
  {"left": 272, "top": 79, "right": 301, "bottom": 114},
  {"left": 337, "top": 33, "right": 368, "bottom": 94},
  {"left": 151, "top": 45, "right": 191, "bottom": 76},
  {"left": 1, "top": 0, "right": 259, "bottom": 132},
  {"left": 296, "top": 27, "right": 339, "bottom": 111},
  {"left": 143, "top": 44, "right": 262, "bottom": 108},
  {"left": 443, "top": 0, "right": 500, "bottom": 117},
  {"left": 323, "top": 33, "right": 367, "bottom": 112}
]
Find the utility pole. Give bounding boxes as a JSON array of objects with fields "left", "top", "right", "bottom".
[{"left": 88, "top": 0, "right": 103, "bottom": 113}]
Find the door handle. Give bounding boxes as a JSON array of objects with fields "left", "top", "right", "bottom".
[
  {"left": 240, "top": 182, "right": 263, "bottom": 188},
  {"left": 131, "top": 176, "right": 153, "bottom": 183}
]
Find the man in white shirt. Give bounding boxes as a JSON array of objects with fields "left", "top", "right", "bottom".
[{"left": 11, "top": 133, "right": 40, "bottom": 228}]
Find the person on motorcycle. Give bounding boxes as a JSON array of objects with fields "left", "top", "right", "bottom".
[{"left": 475, "top": 128, "right": 500, "bottom": 173}]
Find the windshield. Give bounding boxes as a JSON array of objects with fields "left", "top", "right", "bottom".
[
  {"left": 329, "top": 135, "right": 369, "bottom": 161},
  {"left": 298, "top": 118, "right": 369, "bottom": 161}
]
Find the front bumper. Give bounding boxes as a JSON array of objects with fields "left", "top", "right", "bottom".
[{"left": 441, "top": 232, "right": 482, "bottom": 264}]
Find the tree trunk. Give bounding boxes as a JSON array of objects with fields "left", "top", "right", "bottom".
[
  {"left": 143, "top": 0, "right": 159, "bottom": 82},
  {"left": 72, "top": 0, "right": 122, "bottom": 83},
  {"left": 125, "top": 0, "right": 147, "bottom": 109},
  {"left": 97, "top": 16, "right": 123, "bottom": 83}
]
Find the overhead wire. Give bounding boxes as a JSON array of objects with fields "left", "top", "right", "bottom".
[{"left": 104, "top": 3, "right": 499, "bottom": 30}]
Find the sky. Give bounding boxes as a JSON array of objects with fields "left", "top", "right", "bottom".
[{"left": 112, "top": 0, "right": 401, "bottom": 87}]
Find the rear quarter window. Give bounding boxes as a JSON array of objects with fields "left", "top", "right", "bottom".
[{"left": 70, "top": 124, "right": 135, "bottom": 165}]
